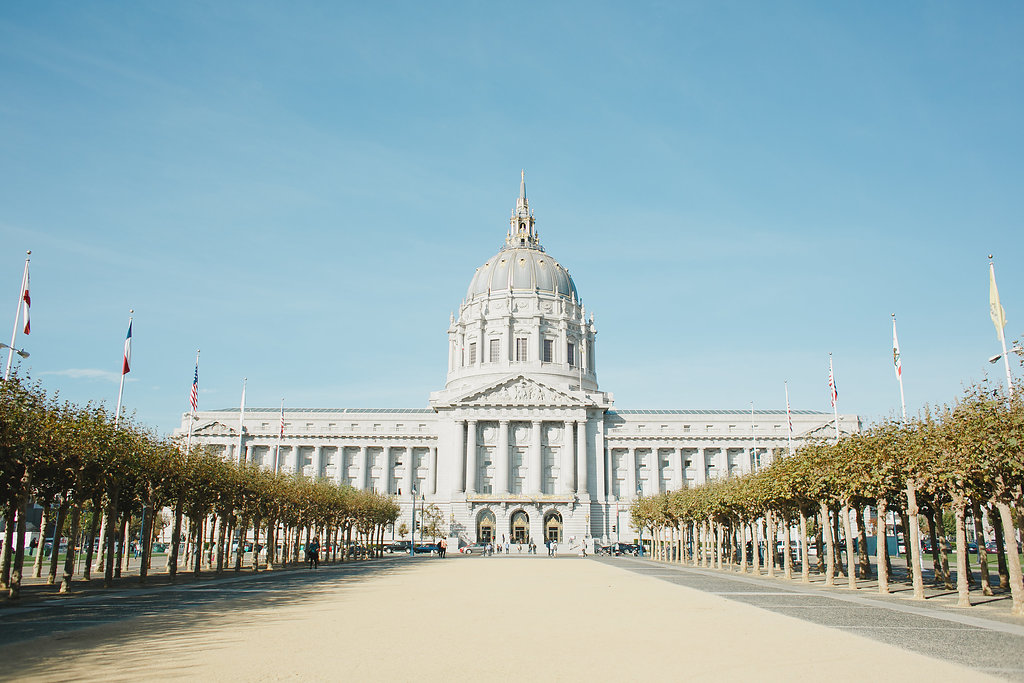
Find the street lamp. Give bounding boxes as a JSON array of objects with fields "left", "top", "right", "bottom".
[
  {"left": 410, "top": 483, "right": 417, "bottom": 557},
  {"left": 0, "top": 343, "right": 29, "bottom": 359},
  {"left": 989, "top": 346, "right": 1023, "bottom": 364}
]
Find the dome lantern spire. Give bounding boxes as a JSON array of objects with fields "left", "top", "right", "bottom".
[{"left": 507, "top": 170, "right": 540, "bottom": 249}]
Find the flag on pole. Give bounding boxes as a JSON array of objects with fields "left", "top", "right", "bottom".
[
  {"left": 279, "top": 402, "right": 285, "bottom": 438},
  {"left": 19, "top": 262, "right": 30, "bottom": 335},
  {"left": 828, "top": 357, "right": 838, "bottom": 407},
  {"left": 991, "top": 262, "right": 1007, "bottom": 339},
  {"left": 189, "top": 363, "right": 199, "bottom": 412},
  {"left": 785, "top": 383, "right": 793, "bottom": 437},
  {"left": 121, "top": 321, "right": 133, "bottom": 375},
  {"left": 892, "top": 317, "right": 902, "bottom": 380}
]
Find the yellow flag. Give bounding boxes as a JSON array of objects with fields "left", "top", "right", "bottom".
[{"left": 990, "top": 262, "right": 1007, "bottom": 338}]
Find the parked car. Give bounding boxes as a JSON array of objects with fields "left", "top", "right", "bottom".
[
  {"left": 459, "top": 543, "right": 488, "bottom": 555},
  {"left": 598, "top": 542, "right": 641, "bottom": 556},
  {"left": 413, "top": 543, "right": 439, "bottom": 555},
  {"left": 385, "top": 541, "right": 412, "bottom": 554},
  {"left": 986, "top": 540, "right": 999, "bottom": 554}
]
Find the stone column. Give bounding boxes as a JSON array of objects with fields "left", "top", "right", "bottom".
[
  {"left": 287, "top": 445, "right": 299, "bottom": 473},
  {"left": 576, "top": 419, "right": 588, "bottom": 495},
  {"left": 334, "top": 448, "right": 345, "bottom": 486},
  {"left": 672, "top": 448, "right": 684, "bottom": 490},
  {"left": 403, "top": 446, "right": 415, "bottom": 496},
  {"left": 313, "top": 445, "right": 324, "bottom": 479},
  {"left": 626, "top": 448, "right": 638, "bottom": 500},
  {"left": 496, "top": 420, "right": 510, "bottom": 495},
  {"left": 466, "top": 420, "right": 478, "bottom": 494},
  {"left": 648, "top": 448, "right": 660, "bottom": 496},
  {"left": 430, "top": 446, "right": 438, "bottom": 495},
  {"left": 382, "top": 446, "right": 392, "bottom": 494},
  {"left": 695, "top": 447, "right": 707, "bottom": 484},
  {"left": 360, "top": 445, "right": 370, "bottom": 490},
  {"left": 560, "top": 422, "right": 574, "bottom": 494},
  {"left": 529, "top": 420, "right": 543, "bottom": 494},
  {"left": 454, "top": 421, "right": 466, "bottom": 493}
]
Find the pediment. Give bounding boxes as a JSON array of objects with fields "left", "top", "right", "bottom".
[
  {"left": 453, "top": 375, "right": 587, "bottom": 408},
  {"left": 802, "top": 421, "right": 852, "bottom": 440},
  {"left": 193, "top": 420, "right": 238, "bottom": 437}
]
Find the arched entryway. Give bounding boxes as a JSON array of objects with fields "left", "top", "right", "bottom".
[
  {"left": 544, "top": 511, "right": 563, "bottom": 543},
  {"left": 510, "top": 510, "right": 530, "bottom": 544},
  {"left": 477, "top": 509, "right": 495, "bottom": 543}
]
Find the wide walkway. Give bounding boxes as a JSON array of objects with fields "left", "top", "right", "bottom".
[{"left": 0, "top": 555, "right": 1001, "bottom": 681}]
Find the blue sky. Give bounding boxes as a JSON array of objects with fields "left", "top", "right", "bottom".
[{"left": 1, "top": 2, "right": 1022, "bottom": 434}]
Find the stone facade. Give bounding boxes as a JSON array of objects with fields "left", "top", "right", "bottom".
[{"left": 179, "top": 174, "right": 859, "bottom": 548}]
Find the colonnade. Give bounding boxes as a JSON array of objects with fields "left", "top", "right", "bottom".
[
  {"left": 456, "top": 418, "right": 589, "bottom": 497},
  {"left": 604, "top": 444, "right": 775, "bottom": 498},
  {"left": 228, "top": 441, "right": 439, "bottom": 496}
]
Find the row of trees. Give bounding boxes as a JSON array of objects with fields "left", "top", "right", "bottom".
[
  {"left": 0, "top": 375, "right": 401, "bottom": 600},
  {"left": 631, "top": 383, "right": 1024, "bottom": 616}
]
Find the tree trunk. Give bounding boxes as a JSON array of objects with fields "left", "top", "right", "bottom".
[
  {"left": 933, "top": 505, "right": 953, "bottom": 589},
  {"left": 266, "top": 520, "right": 276, "bottom": 570},
  {"left": 877, "top": 497, "right": 889, "bottom": 594},
  {"left": 783, "top": 516, "right": 793, "bottom": 580},
  {"left": 833, "top": 506, "right": 845, "bottom": 578},
  {"left": 167, "top": 501, "right": 183, "bottom": 579},
  {"left": 820, "top": 502, "right": 835, "bottom": 587},
  {"left": 138, "top": 503, "right": 154, "bottom": 585},
  {"left": 841, "top": 502, "right": 856, "bottom": 590},
  {"left": 925, "top": 507, "right": 942, "bottom": 585},
  {"left": 32, "top": 504, "right": 49, "bottom": 578},
  {"left": 1, "top": 502, "right": 16, "bottom": 588},
  {"left": 855, "top": 504, "right": 871, "bottom": 579},
  {"left": 215, "top": 514, "right": 226, "bottom": 574},
  {"left": 751, "top": 519, "right": 760, "bottom": 574},
  {"left": 814, "top": 520, "right": 825, "bottom": 574},
  {"left": 83, "top": 498, "right": 100, "bottom": 582},
  {"left": 993, "top": 501, "right": 1023, "bottom": 617},
  {"left": 93, "top": 504, "right": 108, "bottom": 574},
  {"left": 990, "top": 503, "right": 1010, "bottom": 589},
  {"left": 739, "top": 520, "right": 748, "bottom": 573},
  {"left": 799, "top": 510, "right": 810, "bottom": 584},
  {"left": 60, "top": 502, "right": 83, "bottom": 594},
  {"left": 767, "top": 511, "right": 777, "bottom": 578},
  {"left": 952, "top": 498, "right": 971, "bottom": 608},
  {"left": 972, "top": 502, "right": 992, "bottom": 596},
  {"left": 193, "top": 516, "right": 205, "bottom": 577},
  {"left": 114, "top": 510, "right": 128, "bottom": 579},
  {"left": 898, "top": 510, "right": 912, "bottom": 570},
  {"left": 47, "top": 499, "right": 68, "bottom": 585},
  {"left": 206, "top": 517, "right": 216, "bottom": 569},
  {"left": 905, "top": 479, "right": 925, "bottom": 599},
  {"left": 103, "top": 488, "right": 120, "bottom": 588},
  {"left": 715, "top": 522, "right": 723, "bottom": 570},
  {"left": 9, "top": 493, "right": 29, "bottom": 600}
]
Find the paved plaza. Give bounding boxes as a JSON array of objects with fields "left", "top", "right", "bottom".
[{"left": 0, "top": 555, "right": 1018, "bottom": 681}]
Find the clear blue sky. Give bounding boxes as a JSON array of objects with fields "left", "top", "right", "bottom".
[{"left": 1, "top": 2, "right": 1022, "bottom": 435}]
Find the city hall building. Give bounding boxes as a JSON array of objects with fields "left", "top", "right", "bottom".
[{"left": 179, "top": 176, "right": 859, "bottom": 548}]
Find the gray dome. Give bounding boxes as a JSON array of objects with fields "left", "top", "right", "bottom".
[{"left": 466, "top": 247, "right": 578, "bottom": 301}]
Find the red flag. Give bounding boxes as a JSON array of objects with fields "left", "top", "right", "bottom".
[
  {"left": 122, "top": 321, "right": 132, "bottom": 375},
  {"left": 20, "top": 264, "right": 29, "bottom": 335}
]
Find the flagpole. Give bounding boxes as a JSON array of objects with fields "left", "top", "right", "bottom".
[
  {"left": 750, "top": 401, "right": 757, "bottom": 472},
  {"left": 237, "top": 378, "right": 247, "bottom": 464},
  {"left": 4, "top": 251, "right": 30, "bottom": 381},
  {"left": 185, "top": 349, "right": 200, "bottom": 454},
  {"left": 114, "top": 310, "right": 133, "bottom": 428},
  {"left": 785, "top": 381, "right": 793, "bottom": 456},
  {"left": 274, "top": 398, "right": 284, "bottom": 472},
  {"left": 830, "top": 353, "right": 840, "bottom": 443},
  {"left": 990, "top": 256, "right": 1014, "bottom": 397},
  {"left": 892, "top": 314, "right": 907, "bottom": 420}
]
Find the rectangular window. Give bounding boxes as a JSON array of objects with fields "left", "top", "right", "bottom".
[
  {"left": 489, "top": 338, "right": 500, "bottom": 362},
  {"left": 567, "top": 342, "right": 575, "bottom": 367},
  {"left": 395, "top": 424, "right": 404, "bottom": 432},
  {"left": 683, "top": 425, "right": 691, "bottom": 433},
  {"left": 468, "top": 342, "right": 477, "bottom": 365},
  {"left": 543, "top": 339, "right": 553, "bottom": 362},
  {"left": 515, "top": 337, "right": 528, "bottom": 361},
  {"left": 372, "top": 423, "right": 381, "bottom": 432},
  {"left": 350, "top": 423, "right": 359, "bottom": 431},
  {"left": 418, "top": 423, "right": 427, "bottom": 432}
]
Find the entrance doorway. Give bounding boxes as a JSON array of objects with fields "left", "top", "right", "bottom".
[
  {"left": 477, "top": 509, "right": 495, "bottom": 543},
  {"left": 544, "top": 511, "right": 563, "bottom": 543},
  {"left": 510, "top": 510, "right": 529, "bottom": 543}
]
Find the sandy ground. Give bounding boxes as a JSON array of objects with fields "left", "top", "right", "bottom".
[{"left": 0, "top": 557, "right": 995, "bottom": 682}]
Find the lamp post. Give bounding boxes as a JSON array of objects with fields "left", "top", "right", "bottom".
[
  {"left": 410, "top": 484, "right": 417, "bottom": 557},
  {"left": 989, "top": 347, "right": 1023, "bottom": 364},
  {"left": 0, "top": 342, "right": 29, "bottom": 382}
]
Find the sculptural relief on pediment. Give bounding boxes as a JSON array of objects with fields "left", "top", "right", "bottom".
[{"left": 459, "top": 377, "right": 581, "bottom": 407}]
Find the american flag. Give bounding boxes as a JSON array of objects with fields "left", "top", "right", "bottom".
[
  {"left": 828, "top": 356, "right": 838, "bottom": 407},
  {"left": 892, "top": 317, "right": 902, "bottom": 380},
  {"left": 785, "top": 383, "right": 793, "bottom": 437},
  {"left": 20, "top": 262, "right": 30, "bottom": 335},
  {"left": 279, "top": 402, "right": 285, "bottom": 437},
  {"left": 121, "top": 321, "right": 132, "bottom": 375},
  {"left": 189, "top": 364, "right": 198, "bottom": 412}
]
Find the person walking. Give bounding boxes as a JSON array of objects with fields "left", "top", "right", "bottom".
[
  {"left": 551, "top": 540, "right": 558, "bottom": 558},
  {"left": 307, "top": 536, "right": 320, "bottom": 569},
  {"left": 438, "top": 538, "right": 447, "bottom": 558}
]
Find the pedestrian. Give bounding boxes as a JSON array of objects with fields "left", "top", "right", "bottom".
[
  {"left": 551, "top": 540, "right": 557, "bottom": 557},
  {"left": 307, "top": 536, "right": 320, "bottom": 569},
  {"left": 439, "top": 538, "right": 447, "bottom": 558}
]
